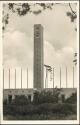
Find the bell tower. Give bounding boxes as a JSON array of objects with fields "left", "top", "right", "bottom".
[{"left": 34, "top": 24, "right": 44, "bottom": 89}]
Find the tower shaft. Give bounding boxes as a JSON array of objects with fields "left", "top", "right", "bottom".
[{"left": 34, "top": 24, "right": 44, "bottom": 89}]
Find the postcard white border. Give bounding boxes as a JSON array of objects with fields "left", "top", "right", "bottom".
[{"left": 0, "top": 0, "right": 79, "bottom": 124}]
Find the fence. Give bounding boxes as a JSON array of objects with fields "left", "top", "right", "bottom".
[{"left": 3, "top": 66, "right": 76, "bottom": 89}]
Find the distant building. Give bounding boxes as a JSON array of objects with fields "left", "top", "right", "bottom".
[{"left": 34, "top": 24, "right": 44, "bottom": 89}]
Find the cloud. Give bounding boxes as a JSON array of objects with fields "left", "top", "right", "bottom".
[
  {"left": 6, "top": 3, "right": 76, "bottom": 51},
  {"left": 44, "top": 40, "right": 74, "bottom": 67},
  {"left": 3, "top": 30, "right": 33, "bottom": 69},
  {"left": 3, "top": 30, "right": 76, "bottom": 88},
  {"left": 3, "top": 3, "right": 77, "bottom": 88},
  {"left": 3, "top": 30, "right": 74, "bottom": 68}
]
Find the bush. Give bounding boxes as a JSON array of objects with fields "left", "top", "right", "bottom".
[
  {"left": 3, "top": 99, "right": 7, "bottom": 105},
  {"left": 33, "top": 89, "right": 61, "bottom": 104},
  {"left": 3, "top": 102, "right": 77, "bottom": 119},
  {"left": 52, "top": 103, "right": 77, "bottom": 115},
  {"left": 3, "top": 104, "right": 16, "bottom": 115},
  {"left": 3, "top": 90, "right": 77, "bottom": 119},
  {"left": 12, "top": 95, "right": 30, "bottom": 105}
]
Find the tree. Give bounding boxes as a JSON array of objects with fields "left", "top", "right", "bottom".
[
  {"left": 33, "top": 88, "right": 62, "bottom": 104},
  {"left": 65, "top": 92, "right": 77, "bottom": 104},
  {"left": 66, "top": 3, "right": 77, "bottom": 23},
  {"left": 73, "top": 52, "right": 77, "bottom": 65},
  {"left": 2, "top": 3, "right": 77, "bottom": 31}
]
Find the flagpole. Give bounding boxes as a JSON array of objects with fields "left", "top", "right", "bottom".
[
  {"left": 27, "top": 68, "right": 28, "bottom": 89},
  {"left": 53, "top": 68, "right": 54, "bottom": 88},
  {"left": 66, "top": 67, "right": 67, "bottom": 88},
  {"left": 47, "top": 70, "right": 48, "bottom": 88},
  {"left": 46, "top": 68, "right": 47, "bottom": 89},
  {"left": 9, "top": 69, "right": 10, "bottom": 89},
  {"left": 15, "top": 69, "right": 16, "bottom": 89},
  {"left": 60, "top": 67, "right": 61, "bottom": 88},
  {"left": 45, "top": 68, "right": 46, "bottom": 89},
  {"left": 21, "top": 68, "right": 22, "bottom": 89},
  {"left": 73, "top": 66, "right": 74, "bottom": 88},
  {"left": 3, "top": 69, "right": 4, "bottom": 89}
]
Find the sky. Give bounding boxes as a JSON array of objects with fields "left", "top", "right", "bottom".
[{"left": 3, "top": 3, "right": 78, "bottom": 89}]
